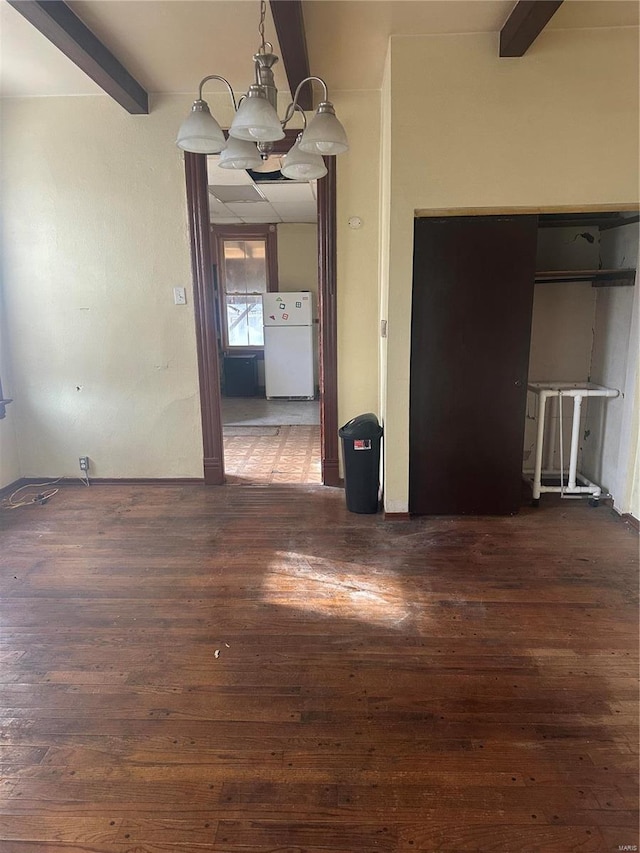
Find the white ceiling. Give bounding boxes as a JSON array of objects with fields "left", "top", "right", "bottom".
[
  {"left": 207, "top": 156, "right": 317, "bottom": 224},
  {"left": 0, "top": 0, "right": 289, "bottom": 97},
  {"left": 305, "top": 0, "right": 640, "bottom": 89},
  {"left": 1, "top": 0, "right": 638, "bottom": 98}
]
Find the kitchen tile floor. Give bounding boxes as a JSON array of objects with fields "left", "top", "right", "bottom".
[
  {"left": 221, "top": 396, "right": 321, "bottom": 485},
  {"left": 224, "top": 424, "right": 321, "bottom": 485}
]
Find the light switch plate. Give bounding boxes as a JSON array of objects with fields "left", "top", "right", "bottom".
[{"left": 173, "top": 287, "right": 187, "bottom": 305}]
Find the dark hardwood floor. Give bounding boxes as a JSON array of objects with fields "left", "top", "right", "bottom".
[{"left": 0, "top": 484, "right": 638, "bottom": 852}]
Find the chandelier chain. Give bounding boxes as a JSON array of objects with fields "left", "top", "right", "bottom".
[
  {"left": 178, "top": 2, "right": 347, "bottom": 161},
  {"left": 258, "top": 0, "right": 267, "bottom": 53}
]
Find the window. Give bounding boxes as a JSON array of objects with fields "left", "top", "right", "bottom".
[
  {"left": 222, "top": 240, "right": 267, "bottom": 347},
  {"left": 213, "top": 225, "right": 278, "bottom": 350}
]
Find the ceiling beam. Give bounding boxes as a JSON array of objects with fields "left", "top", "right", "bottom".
[
  {"left": 7, "top": 0, "right": 148, "bottom": 114},
  {"left": 269, "top": 0, "right": 312, "bottom": 111},
  {"left": 500, "top": 0, "right": 564, "bottom": 57}
]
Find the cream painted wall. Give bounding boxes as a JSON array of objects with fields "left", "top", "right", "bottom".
[
  {"left": 524, "top": 227, "right": 599, "bottom": 471},
  {"left": 536, "top": 227, "right": 600, "bottom": 272},
  {"left": 0, "top": 414, "right": 19, "bottom": 489},
  {"left": 528, "top": 283, "right": 596, "bottom": 381},
  {"left": 630, "top": 372, "right": 640, "bottom": 518},
  {"left": 0, "top": 302, "right": 20, "bottom": 488},
  {"left": 622, "top": 282, "right": 639, "bottom": 520},
  {"left": 1, "top": 94, "right": 203, "bottom": 478},
  {"left": 0, "top": 87, "right": 381, "bottom": 481},
  {"left": 583, "top": 283, "right": 636, "bottom": 501},
  {"left": 583, "top": 222, "right": 639, "bottom": 514},
  {"left": 524, "top": 282, "right": 597, "bottom": 472},
  {"left": 277, "top": 223, "right": 318, "bottom": 296},
  {"left": 378, "top": 48, "right": 392, "bottom": 491},
  {"left": 383, "top": 28, "right": 639, "bottom": 512},
  {"left": 277, "top": 222, "right": 319, "bottom": 387},
  {"left": 333, "top": 90, "right": 381, "bottom": 433}
]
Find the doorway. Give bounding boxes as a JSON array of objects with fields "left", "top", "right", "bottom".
[
  {"left": 212, "top": 219, "right": 320, "bottom": 484},
  {"left": 184, "top": 130, "right": 339, "bottom": 487}
]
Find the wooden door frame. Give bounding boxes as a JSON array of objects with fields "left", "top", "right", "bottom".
[
  {"left": 184, "top": 130, "right": 339, "bottom": 486},
  {"left": 415, "top": 203, "right": 640, "bottom": 218}
]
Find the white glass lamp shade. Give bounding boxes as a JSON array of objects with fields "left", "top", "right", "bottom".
[
  {"left": 229, "top": 86, "right": 285, "bottom": 143},
  {"left": 176, "top": 100, "right": 226, "bottom": 153},
  {"left": 218, "top": 137, "right": 262, "bottom": 170},
  {"left": 298, "top": 102, "right": 348, "bottom": 155},
  {"left": 281, "top": 135, "right": 327, "bottom": 180}
]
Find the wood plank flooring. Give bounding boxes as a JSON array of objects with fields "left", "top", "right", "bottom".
[{"left": 0, "top": 484, "right": 638, "bottom": 852}]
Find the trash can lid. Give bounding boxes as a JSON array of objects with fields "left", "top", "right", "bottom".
[{"left": 339, "top": 412, "right": 383, "bottom": 439}]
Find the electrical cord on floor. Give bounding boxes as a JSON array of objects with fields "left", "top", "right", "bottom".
[{"left": 1, "top": 478, "right": 62, "bottom": 510}]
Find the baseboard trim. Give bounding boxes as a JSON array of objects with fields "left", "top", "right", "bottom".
[
  {"left": 322, "top": 460, "right": 341, "bottom": 488},
  {"left": 384, "top": 512, "right": 412, "bottom": 521},
  {"left": 17, "top": 477, "right": 205, "bottom": 487},
  {"left": 203, "top": 457, "right": 225, "bottom": 485},
  {"left": 620, "top": 512, "right": 639, "bottom": 532}
]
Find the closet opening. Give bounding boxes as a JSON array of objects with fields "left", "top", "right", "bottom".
[
  {"left": 524, "top": 210, "right": 639, "bottom": 509},
  {"left": 409, "top": 208, "right": 638, "bottom": 516}
]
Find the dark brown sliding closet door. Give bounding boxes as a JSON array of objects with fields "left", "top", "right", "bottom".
[{"left": 410, "top": 215, "right": 538, "bottom": 515}]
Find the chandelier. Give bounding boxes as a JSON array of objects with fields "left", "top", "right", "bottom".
[{"left": 176, "top": 1, "right": 348, "bottom": 180}]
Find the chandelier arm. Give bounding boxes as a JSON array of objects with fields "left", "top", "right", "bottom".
[
  {"left": 294, "top": 103, "right": 307, "bottom": 129},
  {"left": 197, "top": 75, "right": 238, "bottom": 111},
  {"left": 282, "top": 76, "right": 330, "bottom": 127}
]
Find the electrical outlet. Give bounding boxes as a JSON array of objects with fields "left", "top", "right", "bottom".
[{"left": 79, "top": 456, "right": 89, "bottom": 472}]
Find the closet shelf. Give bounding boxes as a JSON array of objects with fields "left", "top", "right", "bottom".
[{"left": 535, "top": 269, "right": 636, "bottom": 287}]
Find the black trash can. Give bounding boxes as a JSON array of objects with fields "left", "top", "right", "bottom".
[{"left": 339, "top": 413, "right": 383, "bottom": 514}]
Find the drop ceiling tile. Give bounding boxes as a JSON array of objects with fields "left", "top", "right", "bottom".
[
  {"left": 269, "top": 201, "right": 317, "bottom": 223},
  {"left": 210, "top": 185, "right": 267, "bottom": 203},
  {"left": 226, "top": 201, "right": 279, "bottom": 219},
  {"left": 207, "top": 158, "right": 254, "bottom": 186},
  {"left": 240, "top": 213, "right": 282, "bottom": 223},
  {"left": 208, "top": 194, "right": 234, "bottom": 215},
  {"left": 259, "top": 182, "right": 316, "bottom": 204},
  {"left": 210, "top": 216, "right": 243, "bottom": 224}
]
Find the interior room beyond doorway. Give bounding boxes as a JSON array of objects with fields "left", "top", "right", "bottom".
[{"left": 208, "top": 154, "right": 321, "bottom": 485}]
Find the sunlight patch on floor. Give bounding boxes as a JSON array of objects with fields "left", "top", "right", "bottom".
[{"left": 262, "top": 553, "right": 412, "bottom": 628}]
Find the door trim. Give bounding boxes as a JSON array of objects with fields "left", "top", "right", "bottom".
[
  {"left": 415, "top": 203, "right": 640, "bottom": 218},
  {"left": 184, "top": 131, "right": 339, "bottom": 487},
  {"left": 185, "top": 153, "right": 225, "bottom": 484}
]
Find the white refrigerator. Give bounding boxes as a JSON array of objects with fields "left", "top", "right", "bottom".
[{"left": 262, "top": 291, "right": 314, "bottom": 399}]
